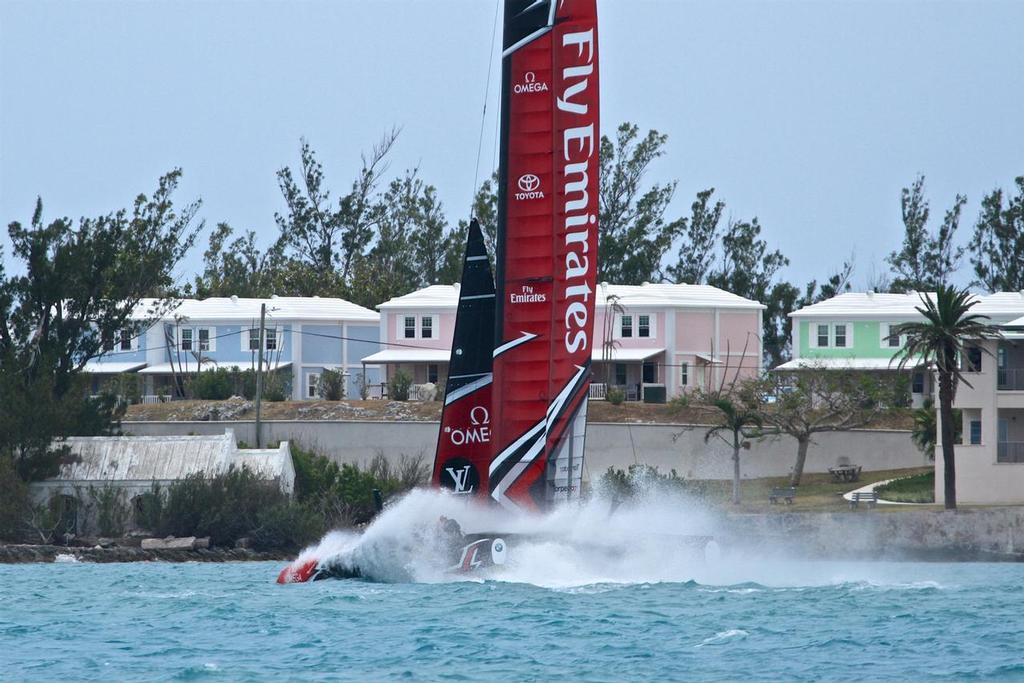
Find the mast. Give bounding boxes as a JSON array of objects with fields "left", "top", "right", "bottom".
[{"left": 489, "top": 0, "right": 600, "bottom": 510}]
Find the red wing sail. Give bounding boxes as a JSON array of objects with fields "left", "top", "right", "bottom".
[
  {"left": 431, "top": 220, "right": 496, "bottom": 500},
  {"left": 489, "top": 0, "right": 599, "bottom": 511}
]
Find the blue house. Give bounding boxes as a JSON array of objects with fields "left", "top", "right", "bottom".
[{"left": 84, "top": 296, "right": 381, "bottom": 401}]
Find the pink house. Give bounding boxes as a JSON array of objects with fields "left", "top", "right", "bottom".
[{"left": 361, "top": 282, "right": 764, "bottom": 400}]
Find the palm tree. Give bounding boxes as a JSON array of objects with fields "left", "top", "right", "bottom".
[
  {"left": 894, "top": 286, "right": 1001, "bottom": 509},
  {"left": 704, "top": 394, "right": 763, "bottom": 504}
]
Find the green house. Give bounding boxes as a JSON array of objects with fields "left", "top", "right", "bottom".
[{"left": 779, "top": 292, "right": 1024, "bottom": 407}]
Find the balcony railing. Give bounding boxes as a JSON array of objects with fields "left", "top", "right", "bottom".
[
  {"left": 998, "top": 441, "right": 1024, "bottom": 463},
  {"left": 588, "top": 383, "right": 607, "bottom": 400},
  {"left": 998, "top": 369, "right": 1024, "bottom": 391}
]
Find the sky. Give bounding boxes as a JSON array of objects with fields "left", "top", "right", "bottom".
[{"left": 1, "top": 0, "right": 1022, "bottom": 292}]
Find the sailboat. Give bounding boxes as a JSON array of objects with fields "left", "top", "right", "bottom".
[{"left": 277, "top": 0, "right": 599, "bottom": 583}]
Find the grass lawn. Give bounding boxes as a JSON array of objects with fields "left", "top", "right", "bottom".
[{"left": 688, "top": 467, "right": 935, "bottom": 513}]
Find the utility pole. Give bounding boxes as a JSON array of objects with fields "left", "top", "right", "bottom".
[{"left": 255, "top": 303, "right": 266, "bottom": 448}]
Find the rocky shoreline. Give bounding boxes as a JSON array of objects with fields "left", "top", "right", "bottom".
[{"left": 0, "top": 543, "right": 291, "bottom": 564}]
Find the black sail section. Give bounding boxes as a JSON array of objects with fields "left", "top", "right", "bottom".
[{"left": 431, "top": 219, "right": 497, "bottom": 497}]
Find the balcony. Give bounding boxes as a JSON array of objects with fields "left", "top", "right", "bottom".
[
  {"left": 998, "top": 441, "right": 1024, "bottom": 463},
  {"left": 998, "top": 368, "right": 1024, "bottom": 391}
]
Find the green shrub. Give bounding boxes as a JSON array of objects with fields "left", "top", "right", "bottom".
[
  {"left": 320, "top": 368, "right": 345, "bottom": 401},
  {"left": 0, "top": 458, "right": 29, "bottom": 541},
  {"left": 190, "top": 368, "right": 235, "bottom": 400},
  {"left": 355, "top": 371, "right": 371, "bottom": 400},
  {"left": 89, "top": 485, "right": 128, "bottom": 537},
  {"left": 669, "top": 393, "right": 690, "bottom": 410},
  {"left": 389, "top": 369, "right": 412, "bottom": 401},
  {"left": 252, "top": 502, "right": 324, "bottom": 551},
  {"left": 133, "top": 485, "right": 164, "bottom": 532},
  {"left": 606, "top": 387, "right": 625, "bottom": 405},
  {"left": 598, "top": 464, "right": 702, "bottom": 500}
]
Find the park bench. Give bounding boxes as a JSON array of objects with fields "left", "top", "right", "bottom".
[
  {"left": 849, "top": 491, "right": 878, "bottom": 509},
  {"left": 769, "top": 487, "right": 797, "bottom": 505}
]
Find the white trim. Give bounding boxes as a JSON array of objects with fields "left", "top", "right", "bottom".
[
  {"left": 880, "top": 322, "right": 903, "bottom": 350},
  {"left": 419, "top": 314, "right": 438, "bottom": 340},
  {"left": 832, "top": 322, "right": 853, "bottom": 349},
  {"left": 617, "top": 312, "right": 656, "bottom": 339},
  {"left": 307, "top": 371, "right": 321, "bottom": 399},
  {"left": 197, "top": 326, "right": 216, "bottom": 353}
]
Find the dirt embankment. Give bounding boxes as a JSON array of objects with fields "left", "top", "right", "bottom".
[{"left": 124, "top": 397, "right": 913, "bottom": 430}]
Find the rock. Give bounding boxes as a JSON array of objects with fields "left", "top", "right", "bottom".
[
  {"left": 234, "top": 537, "right": 253, "bottom": 549},
  {"left": 194, "top": 537, "right": 210, "bottom": 549},
  {"left": 141, "top": 536, "right": 199, "bottom": 550}
]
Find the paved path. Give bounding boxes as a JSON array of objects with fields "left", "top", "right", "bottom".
[{"left": 842, "top": 478, "right": 929, "bottom": 505}]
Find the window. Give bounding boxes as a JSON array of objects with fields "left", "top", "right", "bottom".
[
  {"left": 966, "top": 346, "right": 982, "bottom": 372},
  {"left": 970, "top": 419, "right": 982, "bottom": 445},
  {"left": 421, "top": 317, "right": 433, "bottom": 339},
  {"left": 428, "top": 364, "right": 439, "bottom": 384},
  {"left": 642, "top": 361, "right": 656, "bottom": 384},
  {"left": 882, "top": 323, "right": 901, "bottom": 348},
  {"left": 680, "top": 362, "right": 689, "bottom": 386},
  {"left": 998, "top": 346, "right": 1007, "bottom": 369},
  {"left": 834, "top": 324, "right": 848, "bottom": 348},
  {"left": 816, "top": 324, "right": 829, "bottom": 348},
  {"left": 404, "top": 316, "right": 416, "bottom": 339},
  {"left": 307, "top": 373, "right": 320, "bottom": 399},
  {"left": 119, "top": 330, "right": 133, "bottom": 351},
  {"left": 621, "top": 315, "right": 633, "bottom": 338},
  {"left": 246, "top": 327, "right": 279, "bottom": 352},
  {"left": 615, "top": 363, "right": 627, "bottom": 385},
  {"left": 180, "top": 328, "right": 193, "bottom": 351},
  {"left": 198, "top": 328, "right": 212, "bottom": 352},
  {"left": 638, "top": 315, "right": 651, "bottom": 338},
  {"left": 248, "top": 327, "right": 261, "bottom": 351},
  {"left": 912, "top": 372, "right": 925, "bottom": 394},
  {"left": 265, "top": 327, "right": 278, "bottom": 351},
  {"left": 102, "top": 330, "right": 115, "bottom": 352}
]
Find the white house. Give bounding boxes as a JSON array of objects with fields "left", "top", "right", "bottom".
[
  {"left": 83, "top": 296, "right": 381, "bottom": 401},
  {"left": 362, "top": 282, "right": 765, "bottom": 400}
]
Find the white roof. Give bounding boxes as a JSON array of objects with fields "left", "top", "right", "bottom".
[
  {"left": 360, "top": 348, "right": 450, "bottom": 364},
  {"left": 378, "top": 282, "right": 764, "bottom": 311},
  {"left": 592, "top": 347, "right": 664, "bottom": 362},
  {"left": 774, "top": 357, "right": 922, "bottom": 371},
  {"left": 166, "top": 296, "right": 378, "bottom": 322},
  {"left": 45, "top": 431, "right": 295, "bottom": 494},
  {"left": 81, "top": 361, "right": 148, "bottom": 373},
  {"left": 138, "top": 360, "right": 292, "bottom": 375},
  {"left": 792, "top": 291, "right": 1024, "bottom": 321}
]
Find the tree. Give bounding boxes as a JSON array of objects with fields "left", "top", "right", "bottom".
[
  {"left": 666, "top": 188, "right": 725, "bottom": 285},
  {"left": 274, "top": 132, "right": 399, "bottom": 296},
  {"left": 598, "top": 122, "right": 685, "bottom": 283},
  {"left": 887, "top": 175, "right": 966, "bottom": 293},
  {"left": 893, "top": 286, "right": 1000, "bottom": 509},
  {"left": 1, "top": 171, "right": 201, "bottom": 480},
  {"left": 191, "top": 222, "right": 284, "bottom": 298},
  {"left": 701, "top": 388, "right": 764, "bottom": 505},
  {"left": 969, "top": 176, "right": 1024, "bottom": 292},
  {"left": 754, "top": 368, "right": 901, "bottom": 486}
]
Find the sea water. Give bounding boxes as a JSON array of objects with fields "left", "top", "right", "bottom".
[
  {"left": 2, "top": 560, "right": 1023, "bottom": 681},
  {"left": 3, "top": 488, "right": 1024, "bottom": 681}
]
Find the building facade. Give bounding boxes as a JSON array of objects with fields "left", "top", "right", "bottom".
[
  {"left": 941, "top": 316, "right": 1024, "bottom": 505},
  {"left": 83, "top": 296, "right": 381, "bottom": 401},
  {"left": 781, "top": 292, "right": 1024, "bottom": 407},
  {"left": 363, "top": 282, "right": 765, "bottom": 400}
]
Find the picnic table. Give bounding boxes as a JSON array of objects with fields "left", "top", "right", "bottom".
[{"left": 829, "top": 464, "right": 862, "bottom": 483}]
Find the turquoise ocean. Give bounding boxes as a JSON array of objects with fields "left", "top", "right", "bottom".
[{"left": 2, "top": 560, "right": 1023, "bottom": 681}]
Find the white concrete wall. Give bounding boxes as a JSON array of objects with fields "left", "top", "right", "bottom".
[{"left": 123, "top": 420, "right": 926, "bottom": 480}]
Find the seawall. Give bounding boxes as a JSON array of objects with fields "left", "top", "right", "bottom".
[
  {"left": 122, "top": 420, "right": 926, "bottom": 480},
  {"left": 721, "top": 507, "right": 1024, "bottom": 561}
]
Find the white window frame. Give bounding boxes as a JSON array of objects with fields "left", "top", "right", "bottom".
[
  {"left": 419, "top": 315, "right": 438, "bottom": 340},
  {"left": 197, "top": 326, "right": 216, "bottom": 352},
  {"left": 179, "top": 327, "right": 194, "bottom": 352},
  {"left": 880, "top": 323, "right": 902, "bottom": 349},
  {"left": 403, "top": 316, "right": 417, "bottom": 339},
  {"left": 117, "top": 329, "right": 136, "bottom": 352},
  {"left": 637, "top": 314, "right": 655, "bottom": 339},
  {"left": 680, "top": 362, "right": 689, "bottom": 387},
  {"left": 307, "top": 372, "right": 321, "bottom": 399},
  {"left": 811, "top": 322, "right": 831, "bottom": 349},
  {"left": 833, "top": 322, "right": 852, "bottom": 349},
  {"left": 242, "top": 325, "right": 283, "bottom": 352},
  {"left": 619, "top": 314, "right": 634, "bottom": 339}
]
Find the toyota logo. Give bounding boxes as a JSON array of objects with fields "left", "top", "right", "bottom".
[{"left": 518, "top": 174, "right": 540, "bottom": 192}]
